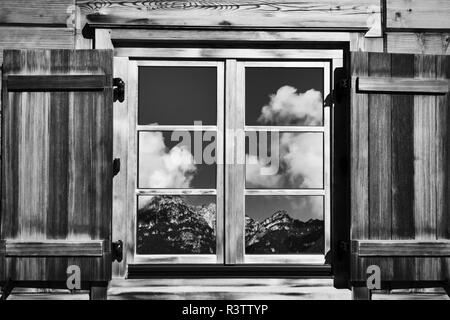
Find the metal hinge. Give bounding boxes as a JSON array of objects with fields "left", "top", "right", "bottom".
[
  {"left": 323, "top": 70, "right": 350, "bottom": 108},
  {"left": 113, "top": 77, "right": 125, "bottom": 103},
  {"left": 113, "top": 158, "right": 120, "bottom": 177},
  {"left": 112, "top": 240, "right": 123, "bottom": 263}
]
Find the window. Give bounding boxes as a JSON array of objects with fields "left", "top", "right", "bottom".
[{"left": 129, "top": 50, "right": 341, "bottom": 265}]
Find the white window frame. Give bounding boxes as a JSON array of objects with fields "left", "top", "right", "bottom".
[
  {"left": 131, "top": 60, "right": 225, "bottom": 264},
  {"left": 237, "top": 61, "right": 331, "bottom": 264},
  {"left": 126, "top": 49, "right": 343, "bottom": 265}
]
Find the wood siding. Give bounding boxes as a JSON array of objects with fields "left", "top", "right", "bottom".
[
  {"left": 1, "top": 49, "right": 113, "bottom": 282},
  {"left": 387, "top": 0, "right": 450, "bottom": 30},
  {"left": 77, "top": 0, "right": 380, "bottom": 31},
  {"left": 350, "top": 52, "right": 450, "bottom": 283}
]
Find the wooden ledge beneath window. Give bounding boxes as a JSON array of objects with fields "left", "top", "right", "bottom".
[
  {"left": 127, "top": 264, "right": 332, "bottom": 279},
  {"left": 0, "top": 240, "right": 110, "bottom": 257},
  {"left": 352, "top": 240, "right": 450, "bottom": 257}
]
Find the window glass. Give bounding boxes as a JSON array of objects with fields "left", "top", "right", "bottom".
[
  {"left": 245, "top": 195, "right": 324, "bottom": 254},
  {"left": 137, "top": 195, "right": 216, "bottom": 254},
  {"left": 139, "top": 66, "right": 217, "bottom": 125}
]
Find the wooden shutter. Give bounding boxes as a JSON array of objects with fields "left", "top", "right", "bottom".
[
  {"left": 0, "top": 50, "right": 113, "bottom": 288},
  {"left": 350, "top": 52, "right": 450, "bottom": 288}
]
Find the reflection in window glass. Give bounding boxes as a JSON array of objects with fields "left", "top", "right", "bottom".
[
  {"left": 245, "top": 67, "right": 324, "bottom": 126},
  {"left": 138, "top": 131, "right": 216, "bottom": 189},
  {"left": 136, "top": 195, "right": 216, "bottom": 254},
  {"left": 246, "top": 132, "right": 323, "bottom": 189},
  {"left": 245, "top": 195, "right": 324, "bottom": 254},
  {"left": 138, "top": 66, "right": 217, "bottom": 125}
]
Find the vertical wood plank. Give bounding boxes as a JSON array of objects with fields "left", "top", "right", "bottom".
[
  {"left": 125, "top": 60, "right": 138, "bottom": 266},
  {"left": 391, "top": 54, "right": 415, "bottom": 239},
  {"left": 413, "top": 55, "right": 440, "bottom": 280},
  {"left": 368, "top": 52, "right": 392, "bottom": 241},
  {"left": 436, "top": 55, "right": 450, "bottom": 240},
  {"left": 436, "top": 55, "right": 450, "bottom": 281},
  {"left": 112, "top": 57, "right": 129, "bottom": 277},
  {"left": 414, "top": 55, "right": 437, "bottom": 240},
  {"left": 350, "top": 52, "right": 369, "bottom": 241},
  {"left": 225, "top": 60, "right": 244, "bottom": 264},
  {"left": 391, "top": 53, "right": 416, "bottom": 280}
]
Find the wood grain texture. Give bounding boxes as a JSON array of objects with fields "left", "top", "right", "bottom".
[
  {"left": 1, "top": 49, "right": 113, "bottom": 282},
  {"left": 387, "top": 0, "right": 450, "bottom": 30},
  {"left": 437, "top": 56, "right": 450, "bottom": 240},
  {"left": 386, "top": 33, "right": 450, "bottom": 55},
  {"left": 350, "top": 52, "right": 450, "bottom": 283},
  {"left": 6, "top": 75, "right": 107, "bottom": 91},
  {"left": 77, "top": 0, "right": 380, "bottom": 30},
  {"left": 391, "top": 54, "right": 415, "bottom": 240},
  {"left": 413, "top": 55, "right": 437, "bottom": 240},
  {"left": 112, "top": 57, "right": 129, "bottom": 278},
  {"left": 0, "top": 0, "right": 74, "bottom": 26},
  {"left": 353, "top": 240, "right": 450, "bottom": 257},
  {"left": 350, "top": 52, "right": 369, "bottom": 240},
  {"left": 4, "top": 240, "right": 106, "bottom": 257},
  {"left": 225, "top": 60, "right": 244, "bottom": 264},
  {"left": 110, "top": 29, "right": 351, "bottom": 43},
  {"left": 0, "top": 27, "right": 75, "bottom": 65},
  {"left": 366, "top": 50, "right": 393, "bottom": 237},
  {"left": 357, "top": 77, "right": 449, "bottom": 94},
  {"left": 368, "top": 53, "right": 394, "bottom": 279}
]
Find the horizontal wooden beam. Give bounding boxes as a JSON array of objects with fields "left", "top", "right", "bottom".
[
  {"left": 387, "top": 0, "right": 450, "bottom": 30},
  {"left": 352, "top": 240, "right": 450, "bottom": 257},
  {"left": 0, "top": 0, "right": 74, "bottom": 26},
  {"left": 110, "top": 29, "right": 351, "bottom": 43},
  {"left": 6, "top": 75, "right": 108, "bottom": 91},
  {"left": 78, "top": 0, "right": 380, "bottom": 32},
  {"left": 385, "top": 33, "right": 450, "bottom": 55},
  {"left": 115, "top": 48, "right": 343, "bottom": 60},
  {"left": 1, "top": 240, "right": 108, "bottom": 257},
  {"left": 356, "top": 76, "right": 449, "bottom": 94}
]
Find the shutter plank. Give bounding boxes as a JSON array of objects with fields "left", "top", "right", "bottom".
[
  {"left": 1, "top": 50, "right": 113, "bottom": 283},
  {"left": 368, "top": 52, "right": 394, "bottom": 281},
  {"left": 350, "top": 52, "right": 369, "bottom": 241},
  {"left": 413, "top": 55, "right": 440, "bottom": 281},
  {"left": 391, "top": 54, "right": 416, "bottom": 281}
]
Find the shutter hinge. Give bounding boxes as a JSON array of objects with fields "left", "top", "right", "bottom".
[
  {"left": 323, "top": 74, "right": 350, "bottom": 108},
  {"left": 113, "top": 77, "right": 125, "bottom": 103},
  {"left": 339, "top": 240, "right": 350, "bottom": 255},
  {"left": 113, "top": 158, "right": 120, "bottom": 176},
  {"left": 112, "top": 240, "right": 123, "bottom": 263}
]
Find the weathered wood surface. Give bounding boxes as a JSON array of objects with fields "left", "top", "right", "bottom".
[
  {"left": 6, "top": 75, "right": 107, "bottom": 91},
  {"left": 350, "top": 52, "right": 450, "bottom": 283},
  {"left": 353, "top": 240, "right": 450, "bottom": 257},
  {"left": 0, "top": 0, "right": 75, "bottom": 26},
  {"left": 386, "top": 33, "right": 450, "bottom": 55},
  {"left": 77, "top": 0, "right": 380, "bottom": 31},
  {"left": 357, "top": 77, "right": 449, "bottom": 94},
  {"left": 0, "top": 27, "right": 74, "bottom": 64},
  {"left": 110, "top": 29, "right": 351, "bottom": 43},
  {"left": 1, "top": 50, "right": 113, "bottom": 282},
  {"left": 387, "top": 0, "right": 450, "bottom": 30},
  {"left": 3, "top": 240, "right": 106, "bottom": 257},
  {"left": 6, "top": 278, "right": 450, "bottom": 300}
]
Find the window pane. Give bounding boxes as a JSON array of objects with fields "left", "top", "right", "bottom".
[
  {"left": 246, "top": 132, "right": 323, "bottom": 189},
  {"left": 138, "top": 131, "right": 216, "bottom": 189},
  {"left": 245, "top": 67, "right": 324, "bottom": 126},
  {"left": 245, "top": 195, "right": 324, "bottom": 254},
  {"left": 139, "top": 66, "right": 217, "bottom": 125},
  {"left": 137, "top": 195, "right": 216, "bottom": 254}
]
